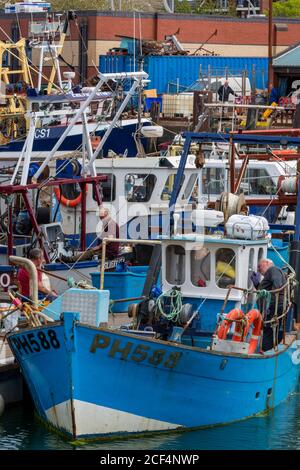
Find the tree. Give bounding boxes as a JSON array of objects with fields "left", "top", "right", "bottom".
[
  {"left": 271, "top": 0, "right": 300, "bottom": 17},
  {"left": 175, "top": 0, "right": 192, "bottom": 13}
]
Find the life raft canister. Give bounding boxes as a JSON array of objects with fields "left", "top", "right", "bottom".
[{"left": 217, "top": 308, "right": 246, "bottom": 342}]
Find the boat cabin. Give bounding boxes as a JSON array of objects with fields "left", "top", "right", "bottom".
[
  {"left": 162, "top": 235, "right": 268, "bottom": 300},
  {"left": 161, "top": 234, "right": 269, "bottom": 332}
]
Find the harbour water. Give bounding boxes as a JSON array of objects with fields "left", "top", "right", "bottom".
[{"left": 1, "top": 390, "right": 300, "bottom": 450}]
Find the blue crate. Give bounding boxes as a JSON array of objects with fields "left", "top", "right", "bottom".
[{"left": 90, "top": 266, "right": 149, "bottom": 313}]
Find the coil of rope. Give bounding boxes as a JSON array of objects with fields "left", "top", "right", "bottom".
[{"left": 155, "top": 289, "right": 182, "bottom": 322}]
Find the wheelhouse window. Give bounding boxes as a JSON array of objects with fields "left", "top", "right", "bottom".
[
  {"left": 166, "top": 244, "right": 185, "bottom": 285},
  {"left": 202, "top": 167, "right": 225, "bottom": 195},
  {"left": 93, "top": 174, "right": 116, "bottom": 202},
  {"left": 191, "top": 247, "right": 211, "bottom": 287},
  {"left": 215, "top": 248, "right": 236, "bottom": 288},
  {"left": 182, "top": 174, "right": 198, "bottom": 202},
  {"left": 240, "top": 168, "right": 277, "bottom": 195},
  {"left": 161, "top": 174, "right": 185, "bottom": 201},
  {"left": 258, "top": 247, "right": 264, "bottom": 265},
  {"left": 248, "top": 248, "right": 255, "bottom": 288},
  {"left": 125, "top": 174, "right": 156, "bottom": 202}
]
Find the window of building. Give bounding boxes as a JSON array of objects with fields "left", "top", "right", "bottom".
[
  {"left": 166, "top": 244, "right": 186, "bottom": 285},
  {"left": 125, "top": 174, "right": 156, "bottom": 202},
  {"left": 202, "top": 167, "right": 225, "bottom": 195},
  {"left": 191, "top": 247, "right": 211, "bottom": 287},
  {"left": 215, "top": 248, "right": 236, "bottom": 288}
]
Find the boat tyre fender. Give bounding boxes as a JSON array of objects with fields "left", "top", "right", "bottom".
[
  {"left": 217, "top": 308, "right": 246, "bottom": 342},
  {"left": 53, "top": 186, "right": 88, "bottom": 208}
]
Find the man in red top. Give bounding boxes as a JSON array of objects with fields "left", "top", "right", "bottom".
[{"left": 18, "top": 248, "right": 57, "bottom": 301}]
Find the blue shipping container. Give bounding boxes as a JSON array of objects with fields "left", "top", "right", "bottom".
[{"left": 99, "top": 55, "right": 268, "bottom": 94}]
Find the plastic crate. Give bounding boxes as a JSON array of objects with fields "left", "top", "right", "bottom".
[{"left": 90, "top": 266, "right": 149, "bottom": 313}]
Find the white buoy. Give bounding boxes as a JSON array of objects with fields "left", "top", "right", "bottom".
[
  {"left": 141, "top": 126, "right": 164, "bottom": 138},
  {"left": 0, "top": 394, "right": 5, "bottom": 416}
]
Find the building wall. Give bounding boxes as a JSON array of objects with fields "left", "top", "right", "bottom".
[{"left": 1, "top": 11, "right": 299, "bottom": 81}]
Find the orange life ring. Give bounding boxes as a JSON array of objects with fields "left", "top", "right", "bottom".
[
  {"left": 53, "top": 186, "right": 88, "bottom": 208},
  {"left": 217, "top": 308, "right": 246, "bottom": 342},
  {"left": 243, "top": 308, "right": 263, "bottom": 354}
]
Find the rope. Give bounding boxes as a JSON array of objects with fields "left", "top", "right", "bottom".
[
  {"left": 256, "top": 289, "right": 272, "bottom": 311},
  {"left": 155, "top": 289, "right": 182, "bottom": 322}
]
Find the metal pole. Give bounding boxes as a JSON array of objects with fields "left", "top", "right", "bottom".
[
  {"left": 80, "top": 182, "right": 87, "bottom": 251},
  {"left": 7, "top": 204, "right": 13, "bottom": 260},
  {"left": 268, "top": 0, "right": 273, "bottom": 92},
  {"left": 20, "top": 118, "right": 36, "bottom": 186},
  {"left": 10, "top": 131, "right": 31, "bottom": 185},
  {"left": 32, "top": 75, "right": 108, "bottom": 181},
  {"left": 22, "top": 191, "right": 50, "bottom": 263},
  {"left": 295, "top": 177, "right": 300, "bottom": 241},
  {"left": 230, "top": 135, "right": 235, "bottom": 193},
  {"left": 88, "top": 76, "right": 147, "bottom": 168}
]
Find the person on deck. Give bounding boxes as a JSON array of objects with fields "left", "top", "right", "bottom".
[
  {"left": 17, "top": 248, "right": 58, "bottom": 302},
  {"left": 251, "top": 259, "right": 286, "bottom": 352},
  {"left": 269, "top": 84, "right": 279, "bottom": 105},
  {"left": 59, "top": 207, "right": 120, "bottom": 264},
  {"left": 217, "top": 81, "right": 238, "bottom": 102}
]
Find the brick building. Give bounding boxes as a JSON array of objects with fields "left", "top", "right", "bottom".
[{"left": 1, "top": 10, "right": 299, "bottom": 83}]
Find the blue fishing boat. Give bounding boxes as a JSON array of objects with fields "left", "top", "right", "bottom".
[
  {"left": 6, "top": 132, "right": 300, "bottom": 440},
  {"left": 6, "top": 223, "right": 300, "bottom": 439}
]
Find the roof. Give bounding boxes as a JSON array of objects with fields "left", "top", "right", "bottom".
[
  {"left": 273, "top": 42, "right": 300, "bottom": 68},
  {"left": 161, "top": 234, "right": 269, "bottom": 246}
]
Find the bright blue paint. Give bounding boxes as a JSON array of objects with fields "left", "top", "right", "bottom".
[
  {"left": 90, "top": 266, "right": 150, "bottom": 312},
  {"left": 295, "top": 178, "right": 300, "bottom": 241},
  {"left": 99, "top": 55, "right": 268, "bottom": 93},
  {"left": 8, "top": 321, "right": 300, "bottom": 439},
  {"left": 0, "top": 123, "right": 143, "bottom": 157}
]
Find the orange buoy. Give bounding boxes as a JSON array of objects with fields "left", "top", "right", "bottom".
[
  {"left": 217, "top": 308, "right": 246, "bottom": 342},
  {"left": 244, "top": 309, "right": 263, "bottom": 354},
  {"left": 91, "top": 136, "right": 101, "bottom": 151}
]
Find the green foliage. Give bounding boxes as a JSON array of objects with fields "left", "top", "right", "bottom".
[
  {"left": 175, "top": 0, "right": 192, "bottom": 13},
  {"left": 50, "top": 0, "right": 107, "bottom": 9},
  {"left": 194, "top": 0, "right": 218, "bottom": 13},
  {"left": 271, "top": 0, "right": 300, "bottom": 17}
]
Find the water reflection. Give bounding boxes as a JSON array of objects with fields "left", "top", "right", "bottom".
[{"left": 1, "top": 391, "right": 300, "bottom": 450}]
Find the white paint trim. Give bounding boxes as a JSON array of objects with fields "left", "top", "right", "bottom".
[{"left": 46, "top": 399, "right": 183, "bottom": 437}]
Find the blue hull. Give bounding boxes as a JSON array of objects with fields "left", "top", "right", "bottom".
[
  {"left": 0, "top": 123, "right": 143, "bottom": 158},
  {"left": 8, "top": 315, "right": 300, "bottom": 439}
]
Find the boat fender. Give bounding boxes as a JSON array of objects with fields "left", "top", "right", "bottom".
[{"left": 217, "top": 308, "right": 246, "bottom": 342}]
